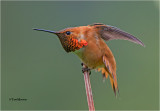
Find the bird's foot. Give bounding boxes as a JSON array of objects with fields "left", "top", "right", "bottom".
[
  {"left": 81, "top": 63, "right": 91, "bottom": 75},
  {"left": 82, "top": 68, "right": 91, "bottom": 75},
  {"left": 81, "top": 63, "right": 84, "bottom": 66}
]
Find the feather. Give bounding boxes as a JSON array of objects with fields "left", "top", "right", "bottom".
[
  {"left": 102, "top": 55, "right": 118, "bottom": 96},
  {"left": 97, "top": 68, "right": 109, "bottom": 82},
  {"left": 92, "top": 24, "right": 145, "bottom": 47}
]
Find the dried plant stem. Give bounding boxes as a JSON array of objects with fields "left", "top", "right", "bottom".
[{"left": 83, "top": 65, "right": 95, "bottom": 111}]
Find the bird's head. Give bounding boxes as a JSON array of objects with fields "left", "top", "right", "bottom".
[{"left": 33, "top": 27, "right": 88, "bottom": 52}]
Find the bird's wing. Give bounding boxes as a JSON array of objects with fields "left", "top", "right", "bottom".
[
  {"left": 97, "top": 55, "right": 119, "bottom": 96},
  {"left": 104, "top": 55, "right": 119, "bottom": 96},
  {"left": 91, "top": 23, "right": 145, "bottom": 47}
]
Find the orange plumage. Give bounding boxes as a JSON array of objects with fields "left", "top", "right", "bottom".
[{"left": 33, "top": 23, "right": 144, "bottom": 96}]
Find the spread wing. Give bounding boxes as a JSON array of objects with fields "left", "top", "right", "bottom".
[{"left": 91, "top": 23, "right": 145, "bottom": 47}]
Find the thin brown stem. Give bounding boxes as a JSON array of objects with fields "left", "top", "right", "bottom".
[{"left": 83, "top": 64, "right": 95, "bottom": 111}]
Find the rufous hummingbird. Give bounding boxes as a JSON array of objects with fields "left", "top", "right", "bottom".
[{"left": 33, "top": 23, "right": 144, "bottom": 95}]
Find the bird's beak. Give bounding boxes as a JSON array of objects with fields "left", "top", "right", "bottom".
[{"left": 33, "top": 28, "right": 59, "bottom": 35}]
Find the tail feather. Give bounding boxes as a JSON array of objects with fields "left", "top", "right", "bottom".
[{"left": 97, "top": 68, "right": 109, "bottom": 79}]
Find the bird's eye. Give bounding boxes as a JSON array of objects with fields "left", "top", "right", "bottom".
[{"left": 66, "top": 31, "right": 71, "bottom": 35}]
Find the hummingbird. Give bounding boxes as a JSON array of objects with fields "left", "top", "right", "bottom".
[{"left": 33, "top": 23, "right": 144, "bottom": 96}]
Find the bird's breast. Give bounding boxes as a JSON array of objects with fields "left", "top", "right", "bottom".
[
  {"left": 73, "top": 27, "right": 107, "bottom": 69},
  {"left": 74, "top": 41, "right": 104, "bottom": 69},
  {"left": 74, "top": 47, "right": 85, "bottom": 59}
]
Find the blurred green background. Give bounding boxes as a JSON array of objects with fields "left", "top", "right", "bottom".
[{"left": 1, "top": 1, "right": 159, "bottom": 110}]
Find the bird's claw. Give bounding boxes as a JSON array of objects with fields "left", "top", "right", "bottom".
[{"left": 82, "top": 67, "right": 91, "bottom": 75}]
